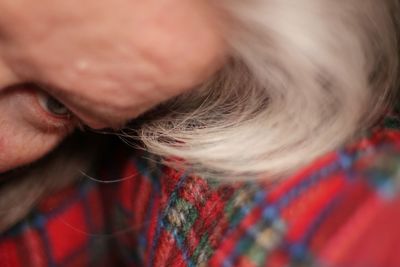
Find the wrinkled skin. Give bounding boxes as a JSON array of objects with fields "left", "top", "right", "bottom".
[{"left": 0, "top": 0, "right": 225, "bottom": 173}]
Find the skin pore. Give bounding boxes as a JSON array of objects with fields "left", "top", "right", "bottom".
[{"left": 0, "top": 0, "right": 226, "bottom": 173}]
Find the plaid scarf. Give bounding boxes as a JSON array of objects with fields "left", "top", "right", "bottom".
[{"left": 1, "top": 125, "right": 400, "bottom": 267}]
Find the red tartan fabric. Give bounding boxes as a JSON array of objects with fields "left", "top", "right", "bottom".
[{"left": 1, "top": 128, "right": 400, "bottom": 267}]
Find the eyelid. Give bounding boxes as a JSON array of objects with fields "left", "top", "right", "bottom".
[
  {"left": 36, "top": 90, "right": 72, "bottom": 118},
  {"left": 32, "top": 83, "right": 128, "bottom": 131},
  {"left": 26, "top": 86, "right": 78, "bottom": 133},
  {"left": 31, "top": 83, "right": 99, "bottom": 129}
]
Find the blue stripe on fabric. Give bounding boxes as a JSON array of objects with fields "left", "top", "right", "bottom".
[
  {"left": 160, "top": 220, "right": 195, "bottom": 267},
  {"left": 1, "top": 180, "right": 96, "bottom": 239},
  {"left": 45, "top": 181, "right": 96, "bottom": 267},
  {"left": 294, "top": 151, "right": 368, "bottom": 249},
  {"left": 222, "top": 208, "right": 281, "bottom": 267},
  {"left": 219, "top": 188, "right": 267, "bottom": 244},
  {"left": 79, "top": 182, "right": 97, "bottom": 265},
  {"left": 295, "top": 194, "right": 343, "bottom": 255},
  {"left": 222, "top": 150, "right": 358, "bottom": 266},
  {"left": 134, "top": 156, "right": 162, "bottom": 256},
  {"left": 0, "top": 180, "right": 98, "bottom": 267},
  {"left": 147, "top": 173, "right": 188, "bottom": 267},
  {"left": 138, "top": 190, "right": 155, "bottom": 251},
  {"left": 36, "top": 218, "right": 57, "bottom": 267}
]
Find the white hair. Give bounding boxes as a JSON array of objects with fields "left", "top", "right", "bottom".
[
  {"left": 137, "top": 0, "right": 400, "bottom": 180},
  {"left": 1, "top": 0, "right": 399, "bottom": 231}
]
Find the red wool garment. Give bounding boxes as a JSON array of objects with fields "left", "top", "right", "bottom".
[{"left": 0, "top": 124, "right": 400, "bottom": 266}]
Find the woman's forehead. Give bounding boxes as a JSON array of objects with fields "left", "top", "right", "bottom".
[{"left": 0, "top": 0, "right": 225, "bottom": 129}]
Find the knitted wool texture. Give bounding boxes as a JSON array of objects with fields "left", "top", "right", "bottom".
[{"left": 1, "top": 124, "right": 400, "bottom": 267}]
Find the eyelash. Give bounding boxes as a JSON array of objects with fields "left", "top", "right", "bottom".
[
  {"left": 36, "top": 90, "right": 71, "bottom": 118},
  {"left": 25, "top": 84, "right": 79, "bottom": 133}
]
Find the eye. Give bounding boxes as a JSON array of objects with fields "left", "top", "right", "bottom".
[{"left": 37, "top": 91, "right": 71, "bottom": 118}]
